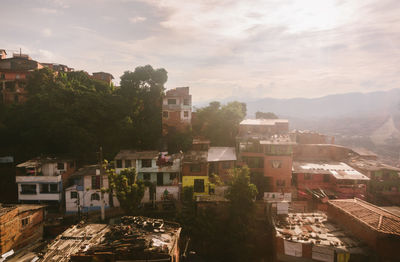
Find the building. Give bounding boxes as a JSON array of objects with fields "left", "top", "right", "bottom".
[
  {"left": 238, "top": 119, "right": 289, "bottom": 137},
  {"left": 162, "top": 87, "right": 192, "bottom": 135},
  {"left": 182, "top": 150, "right": 209, "bottom": 196},
  {"left": 40, "top": 216, "right": 181, "bottom": 262},
  {"left": 15, "top": 157, "right": 75, "bottom": 209},
  {"left": 274, "top": 212, "right": 370, "bottom": 262},
  {"left": 292, "top": 130, "right": 333, "bottom": 144},
  {"left": 91, "top": 71, "right": 114, "bottom": 85},
  {"left": 293, "top": 144, "right": 353, "bottom": 162},
  {"left": 207, "top": 146, "right": 236, "bottom": 182},
  {"left": 114, "top": 150, "right": 182, "bottom": 202},
  {"left": 0, "top": 204, "right": 45, "bottom": 255},
  {"left": 328, "top": 198, "right": 400, "bottom": 261},
  {"left": 65, "top": 165, "right": 119, "bottom": 214},
  {"left": 292, "top": 161, "right": 370, "bottom": 200},
  {"left": 0, "top": 50, "right": 43, "bottom": 104},
  {"left": 41, "top": 63, "right": 74, "bottom": 73}
]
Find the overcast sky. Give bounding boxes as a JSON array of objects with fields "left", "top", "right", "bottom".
[{"left": 1, "top": 0, "right": 400, "bottom": 103}]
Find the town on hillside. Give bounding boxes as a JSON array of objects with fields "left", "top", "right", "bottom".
[{"left": 0, "top": 50, "right": 399, "bottom": 262}]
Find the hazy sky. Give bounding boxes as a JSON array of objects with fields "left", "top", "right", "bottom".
[{"left": 1, "top": 0, "right": 400, "bottom": 103}]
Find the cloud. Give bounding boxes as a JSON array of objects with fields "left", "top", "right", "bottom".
[
  {"left": 32, "top": 7, "right": 58, "bottom": 14},
  {"left": 128, "top": 16, "right": 147, "bottom": 23},
  {"left": 41, "top": 28, "right": 52, "bottom": 37}
]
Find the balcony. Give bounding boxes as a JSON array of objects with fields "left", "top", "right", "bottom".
[{"left": 16, "top": 175, "right": 61, "bottom": 183}]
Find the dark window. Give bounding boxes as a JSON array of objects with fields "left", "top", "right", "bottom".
[
  {"left": 305, "top": 173, "right": 312, "bottom": 180},
  {"left": 323, "top": 174, "right": 330, "bottom": 182},
  {"left": 270, "top": 160, "right": 282, "bottom": 168},
  {"left": 243, "top": 157, "right": 264, "bottom": 168},
  {"left": 125, "top": 160, "right": 132, "bottom": 168},
  {"left": 91, "top": 193, "right": 100, "bottom": 201},
  {"left": 0, "top": 73, "right": 5, "bottom": 79},
  {"left": 21, "top": 218, "right": 29, "bottom": 227},
  {"left": 194, "top": 179, "right": 205, "bottom": 193},
  {"left": 184, "top": 111, "right": 189, "bottom": 117},
  {"left": 57, "top": 162, "right": 65, "bottom": 170},
  {"left": 49, "top": 184, "right": 58, "bottom": 193},
  {"left": 169, "top": 173, "right": 177, "bottom": 180},
  {"left": 183, "top": 99, "right": 189, "bottom": 106},
  {"left": 21, "top": 184, "right": 36, "bottom": 195},
  {"left": 190, "top": 164, "right": 201, "bottom": 172},
  {"left": 70, "top": 191, "right": 78, "bottom": 199},
  {"left": 141, "top": 159, "right": 152, "bottom": 168},
  {"left": 157, "top": 173, "right": 164, "bottom": 186},
  {"left": 276, "top": 179, "right": 286, "bottom": 187},
  {"left": 91, "top": 176, "right": 100, "bottom": 189},
  {"left": 40, "top": 184, "right": 49, "bottom": 193},
  {"left": 116, "top": 159, "right": 122, "bottom": 168},
  {"left": 168, "top": 99, "right": 176, "bottom": 105},
  {"left": 163, "top": 111, "right": 169, "bottom": 118},
  {"left": 69, "top": 162, "right": 74, "bottom": 168},
  {"left": 222, "top": 162, "right": 231, "bottom": 169},
  {"left": 143, "top": 173, "right": 150, "bottom": 180},
  {"left": 14, "top": 94, "right": 18, "bottom": 103}
]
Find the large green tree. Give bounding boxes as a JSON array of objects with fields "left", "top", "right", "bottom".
[{"left": 255, "top": 111, "right": 278, "bottom": 119}]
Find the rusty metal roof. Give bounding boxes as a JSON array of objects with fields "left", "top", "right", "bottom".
[
  {"left": 293, "top": 161, "right": 370, "bottom": 180},
  {"left": 207, "top": 147, "right": 236, "bottom": 162},
  {"left": 328, "top": 198, "right": 400, "bottom": 236}
]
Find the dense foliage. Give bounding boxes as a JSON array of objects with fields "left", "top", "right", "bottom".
[
  {"left": 255, "top": 111, "right": 278, "bottom": 119},
  {"left": 192, "top": 101, "right": 247, "bottom": 146},
  {"left": 0, "top": 65, "right": 168, "bottom": 162}
]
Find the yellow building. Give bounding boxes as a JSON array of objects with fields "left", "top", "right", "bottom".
[{"left": 182, "top": 176, "right": 210, "bottom": 196}]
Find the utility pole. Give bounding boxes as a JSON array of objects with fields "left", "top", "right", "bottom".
[{"left": 99, "top": 146, "right": 105, "bottom": 221}]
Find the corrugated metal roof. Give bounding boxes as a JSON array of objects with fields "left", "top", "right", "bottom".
[
  {"left": 207, "top": 147, "right": 236, "bottom": 162},
  {"left": 293, "top": 161, "right": 370, "bottom": 180},
  {"left": 239, "top": 119, "right": 288, "bottom": 126}
]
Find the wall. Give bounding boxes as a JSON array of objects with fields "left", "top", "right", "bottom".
[
  {"left": 182, "top": 176, "right": 209, "bottom": 195},
  {"left": 264, "top": 155, "right": 292, "bottom": 192},
  {"left": 182, "top": 162, "right": 208, "bottom": 177}
]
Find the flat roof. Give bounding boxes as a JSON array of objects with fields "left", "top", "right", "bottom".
[
  {"left": 328, "top": 198, "right": 400, "bottom": 236},
  {"left": 293, "top": 161, "right": 370, "bottom": 180},
  {"left": 114, "top": 150, "right": 159, "bottom": 160},
  {"left": 240, "top": 119, "right": 288, "bottom": 126},
  {"left": 207, "top": 147, "right": 236, "bottom": 162}
]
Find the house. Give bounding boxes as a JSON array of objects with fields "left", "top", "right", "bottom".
[
  {"left": 0, "top": 50, "right": 43, "bottom": 104},
  {"left": 273, "top": 212, "right": 370, "bottom": 262},
  {"left": 238, "top": 118, "right": 289, "bottom": 137},
  {"left": 114, "top": 150, "right": 182, "bottom": 202},
  {"left": 41, "top": 63, "right": 74, "bottom": 73},
  {"left": 328, "top": 198, "right": 400, "bottom": 261},
  {"left": 292, "top": 130, "right": 333, "bottom": 144},
  {"left": 0, "top": 204, "right": 45, "bottom": 255},
  {"left": 15, "top": 157, "right": 75, "bottom": 210},
  {"left": 182, "top": 150, "right": 209, "bottom": 196},
  {"left": 162, "top": 87, "right": 192, "bottom": 135},
  {"left": 207, "top": 146, "right": 236, "bottom": 182},
  {"left": 292, "top": 161, "right": 370, "bottom": 200},
  {"left": 65, "top": 165, "right": 119, "bottom": 214},
  {"left": 91, "top": 71, "right": 114, "bottom": 85},
  {"left": 40, "top": 216, "right": 181, "bottom": 262}
]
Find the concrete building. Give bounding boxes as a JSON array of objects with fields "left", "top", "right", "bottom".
[
  {"left": 114, "top": 150, "right": 182, "bottom": 202},
  {"left": 65, "top": 165, "right": 119, "bottom": 214},
  {"left": 91, "top": 71, "right": 114, "bottom": 85},
  {"left": 162, "top": 87, "right": 192, "bottom": 135},
  {"left": 0, "top": 50, "right": 43, "bottom": 104},
  {"left": 238, "top": 119, "right": 289, "bottom": 137},
  {"left": 182, "top": 150, "right": 209, "bottom": 196},
  {"left": 0, "top": 204, "right": 45, "bottom": 255},
  {"left": 207, "top": 146, "right": 236, "bottom": 182},
  {"left": 15, "top": 157, "right": 75, "bottom": 209},
  {"left": 41, "top": 63, "right": 74, "bottom": 73},
  {"left": 292, "top": 162, "right": 370, "bottom": 200},
  {"left": 328, "top": 198, "right": 400, "bottom": 262},
  {"left": 40, "top": 216, "right": 181, "bottom": 262}
]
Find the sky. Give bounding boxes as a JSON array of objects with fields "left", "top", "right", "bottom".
[{"left": 1, "top": 0, "right": 400, "bottom": 103}]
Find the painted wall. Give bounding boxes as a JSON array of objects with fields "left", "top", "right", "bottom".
[{"left": 182, "top": 176, "right": 209, "bottom": 196}]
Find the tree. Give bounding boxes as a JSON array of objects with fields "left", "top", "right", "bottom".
[
  {"left": 255, "top": 111, "right": 278, "bottom": 119},
  {"left": 107, "top": 167, "right": 145, "bottom": 215}
]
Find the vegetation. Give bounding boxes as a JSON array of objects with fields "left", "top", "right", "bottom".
[
  {"left": 107, "top": 167, "right": 145, "bottom": 215},
  {"left": 255, "top": 111, "right": 278, "bottom": 119},
  {"left": 192, "top": 101, "right": 247, "bottom": 146}
]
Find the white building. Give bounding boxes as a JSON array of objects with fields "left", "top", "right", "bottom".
[
  {"left": 114, "top": 150, "right": 182, "bottom": 202},
  {"left": 16, "top": 157, "right": 75, "bottom": 208},
  {"left": 65, "top": 165, "right": 119, "bottom": 214}
]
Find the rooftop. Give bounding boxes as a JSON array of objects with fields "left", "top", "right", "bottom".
[
  {"left": 70, "top": 165, "right": 98, "bottom": 178},
  {"left": 274, "top": 212, "right": 368, "bottom": 253},
  {"left": 240, "top": 118, "right": 288, "bottom": 126},
  {"left": 183, "top": 150, "right": 208, "bottom": 163},
  {"left": 114, "top": 150, "right": 159, "bottom": 160},
  {"left": 347, "top": 156, "right": 400, "bottom": 172},
  {"left": 16, "top": 156, "right": 72, "bottom": 168},
  {"left": 260, "top": 134, "right": 296, "bottom": 145},
  {"left": 293, "top": 161, "right": 370, "bottom": 180},
  {"left": 328, "top": 198, "right": 400, "bottom": 236},
  {"left": 207, "top": 147, "right": 236, "bottom": 162},
  {"left": 165, "top": 86, "right": 190, "bottom": 96}
]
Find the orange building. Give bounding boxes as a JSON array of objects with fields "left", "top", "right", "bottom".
[{"left": 162, "top": 87, "right": 192, "bottom": 135}]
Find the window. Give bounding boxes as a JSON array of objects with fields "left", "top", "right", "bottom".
[
  {"left": 190, "top": 164, "right": 201, "bottom": 172},
  {"left": 141, "top": 159, "right": 152, "bottom": 168},
  {"left": 57, "top": 162, "right": 65, "bottom": 170},
  {"left": 69, "top": 162, "right": 74, "bottom": 168},
  {"left": 49, "top": 184, "right": 58, "bottom": 193},
  {"left": 143, "top": 173, "right": 150, "bottom": 180},
  {"left": 323, "top": 174, "right": 330, "bottom": 182},
  {"left": 194, "top": 179, "right": 205, "bottom": 193},
  {"left": 169, "top": 173, "right": 177, "bottom": 180},
  {"left": 91, "top": 193, "right": 100, "bottom": 201},
  {"left": 305, "top": 174, "right": 312, "bottom": 180},
  {"left": 21, "top": 184, "right": 36, "bottom": 195},
  {"left": 168, "top": 99, "right": 176, "bottom": 105},
  {"left": 71, "top": 191, "right": 78, "bottom": 199},
  {"left": 243, "top": 157, "right": 264, "bottom": 168},
  {"left": 157, "top": 173, "right": 164, "bottom": 186},
  {"left": 222, "top": 162, "right": 231, "bottom": 169},
  {"left": 0, "top": 73, "right": 5, "bottom": 79},
  {"left": 184, "top": 111, "right": 189, "bottom": 117},
  {"left": 183, "top": 99, "right": 189, "bottom": 106},
  {"left": 163, "top": 111, "right": 169, "bottom": 118},
  {"left": 91, "top": 176, "right": 100, "bottom": 189},
  {"left": 40, "top": 184, "right": 50, "bottom": 193},
  {"left": 125, "top": 160, "right": 132, "bottom": 168},
  {"left": 270, "top": 160, "right": 282, "bottom": 168},
  {"left": 276, "top": 179, "right": 286, "bottom": 187},
  {"left": 116, "top": 159, "right": 122, "bottom": 168},
  {"left": 21, "top": 218, "right": 29, "bottom": 227}
]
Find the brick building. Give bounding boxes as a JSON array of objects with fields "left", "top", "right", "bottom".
[
  {"left": 91, "top": 71, "right": 114, "bottom": 86},
  {"left": 162, "top": 87, "right": 192, "bottom": 135},
  {"left": 327, "top": 198, "right": 400, "bottom": 262},
  {"left": 0, "top": 204, "right": 45, "bottom": 254},
  {"left": 207, "top": 147, "right": 236, "bottom": 182}
]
